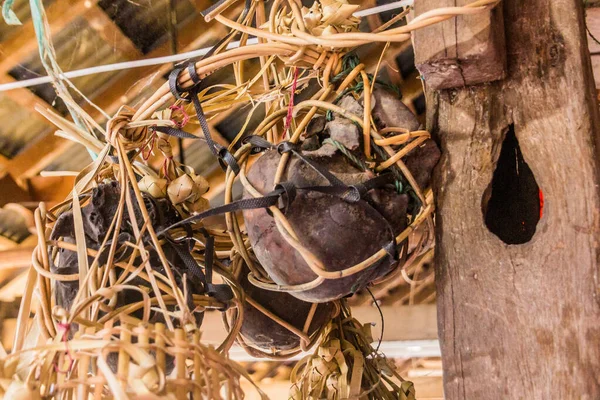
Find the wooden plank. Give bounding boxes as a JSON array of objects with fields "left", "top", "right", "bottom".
[
  {"left": 352, "top": 304, "right": 438, "bottom": 342},
  {"left": 586, "top": 8, "right": 600, "bottom": 87},
  {"left": 200, "top": 305, "right": 437, "bottom": 346},
  {"left": 586, "top": 7, "right": 600, "bottom": 54},
  {"left": 27, "top": 175, "right": 76, "bottom": 202},
  {"left": 418, "top": 0, "right": 600, "bottom": 398},
  {"left": 0, "top": 76, "right": 54, "bottom": 120},
  {"left": 592, "top": 55, "right": 600, "bottom": 88},
  {"left": 5, "top": 133, "right": 71, "bottom": 182},
  {"left": 0, "top": 236, "right": 17, "bottom": 251},
  {"left": 0, "top": 174, "right": 31, "bottom": 206},
  {"left": 413, "top": 0, "right": 506, "bottom": 89}
]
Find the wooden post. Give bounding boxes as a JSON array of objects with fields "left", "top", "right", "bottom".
[
  {"left": 413, "top": 0, "right": 506, "bottom": 89},
  {"left": 415, "top": 0, "right": 600, "bottom": 398}
]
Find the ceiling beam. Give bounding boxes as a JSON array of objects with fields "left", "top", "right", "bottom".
[
  {"left": 0, "top": 0, "right": 100, "bottom": 76},
  {"left": 199, "top": 304, "right": 438, "bottom": 358},
  {"left": 6, "top": 11, "right": 228, "bottom": 181},
  {"left": 242, "top": 376, "right": 444, "bottom": 400},
  {"left": 0, "top": 76, "right": 54, "bottom": 121},
  {"left": 83, "top": 5, "right": 143, "bottom": 59},
  {"left": 0, "top": 247, "right": 35, "bottom": 270}
]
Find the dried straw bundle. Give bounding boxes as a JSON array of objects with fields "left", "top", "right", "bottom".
[
  {"left": 0, "top": 107, "right": 257, "bottom": 398},
  {"left": 290, "top": 302, "right": 415, "bottom": 400}
]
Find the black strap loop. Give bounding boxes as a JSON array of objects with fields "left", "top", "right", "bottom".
[
  {"left": 199, "top": 229, "right": 234, "bottom": 306},
  {"left": 167, "top": 65, "right": 242, "bottom": 176},
  {"left": 217, "top": 145, "right": 241, "bottom": 176},
  {"left": 167, "top": 233, "right": 234, "bottom": 309},
  {"left": 274, "top": 181, "right": 297, "bottom": 213},
  {"left": 188, "top": 61, "right": 201, "bottom": 85},
  {"left": 168, "top": 66, "right": 196, "bottom": 101},
  {"left": 276, "top": 141, "right": 298, "bottom": 154}
]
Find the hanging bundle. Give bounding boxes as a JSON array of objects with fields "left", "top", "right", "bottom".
[
  {"left": 289, "top": 301, "right": 416, "bottom": 400},
  {"left": 242, "top": 84, "right": 439, "bottom": 303},
  {"left": 4, "top": 104, "right": 254, "bottom": 398}
]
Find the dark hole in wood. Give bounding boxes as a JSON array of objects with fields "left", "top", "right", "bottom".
[
  {"left": 483, "top": 125, "right": 541, "bottom": 244},
  {"left": 395, "top": 45, "right": 416, "bottom": 79}
]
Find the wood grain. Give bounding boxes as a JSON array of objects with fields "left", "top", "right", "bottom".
[
  {"left": 420, "top": 0, "right": 600, "bottom": 398},
  {"left": 413, "top": 0, "right": 506, "bottom": 89}
]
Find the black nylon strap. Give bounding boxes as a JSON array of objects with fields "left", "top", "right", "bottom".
[
  {"left": 151, "top": 125, "right": 203, "bottom": 140},
  {"left": 167, "top": 67, "right": 241, "bottom": 176},
  {"left": 170, "top": 241, "right": 206, "bottom": 283},
  {"left": 157, "top": 187, "right": 286, "bottom": 236},
  {"left": 165, "top": 0, "right": 254, "bottom": 176},
  {"left": 242, "top": 135, "right": 273, "bottom": 153},
  {"left": 198, "top": 229, "right": 233, "bottom": 303},
  {"left": 242, "top": 135, "right": 345, "bottom": 187},
  {"left": 188, "top": 62, "right": 201, "bottom": 85},
  {"left": 167, "top": 234, "right": 234, "bottom": 308},
  {"left": 255, "top": 135, "right": 399, "bottom": 260},
  {"left": 168, "top": 66, "right": 189, "bottom": 101}
]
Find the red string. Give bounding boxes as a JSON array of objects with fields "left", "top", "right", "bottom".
[
  {"left": 53, "top": 322, "right": 74, "bottom": 374},
  {"left": 163, "top": 157, "right": 173, "bottom": 181},
  {"left": 539, "top": 189, "right": 544, "bottom": 219},
  {"left": 169, "top": 104, "right": 190, "bottom": 128},
  {"left": 282, "top": 67, "right": 299, "bottom": 141},
  {"left": 142, "top": 129, "right": 157, "bottom": 161}
]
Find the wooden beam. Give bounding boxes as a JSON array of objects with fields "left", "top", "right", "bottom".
[
  {"left": 7, "top": 11, "right": 227, "bottom": 180},
  {"left": 200, "top": 304, "right": 437, "bottom": 351},
  {"left": 242, "top": 373, "right": 443, "bottom": 400},
  {"left": 586, "top": 7, "right": 600, "bottom": 87},
  {"left": 0, "top": 0, "right": 99, "bottom": 76},
  {"left": 6, "top": 133, "right": 70, "bottom": 182},
  {"left": 0, "top": 236, "right": 17, "bottom": 251},
  {"left": 417, "top": 0, "right": 600, "bottom": 398},
  {"left": 83, "top": 6, "right": 142, "bottom": 59},
  {"left": 352, "top": 303, "right": 438, "bottom": 342},
  {"left": 0, "top": 76, "right": 55, "bottom": 121},
  {"left": 0, "top": 175, "right": 32, "bottom": 206},
  {"left": 27, "top": 175, "right": 76, "bottom": 202},
  {"left": 413, "top": 0, "right": 506, "bottom": 89},
  {"left": 0, "top": 247, "right": 35, "bottom": 270}
]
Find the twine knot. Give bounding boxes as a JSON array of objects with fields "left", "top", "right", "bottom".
[{"left": 106, "top": 105, "right": 150, "bottom": 150}]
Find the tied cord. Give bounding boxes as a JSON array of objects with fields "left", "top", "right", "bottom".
[
  {"left": 244, "top": 136, "right": 345, "bottom": 187},
  {"left": 141, "top": 195, "right": 234, "bottom": 308}
]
